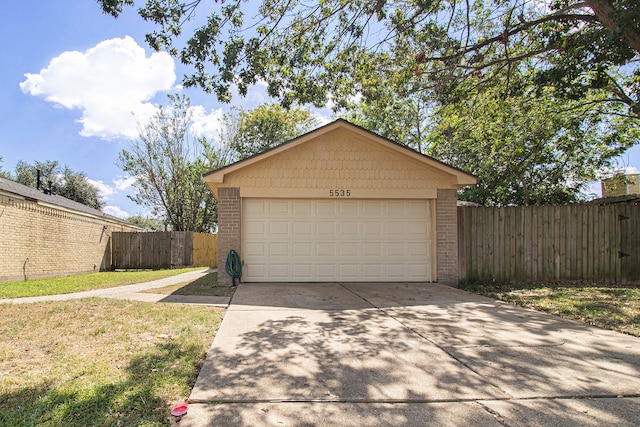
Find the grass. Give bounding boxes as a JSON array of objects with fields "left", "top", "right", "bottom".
[
  {"left": 463, "top": 282, "right": 640, "bottom": 337},
  {"left": 0, "top": 298, "right": 223, "bottom": 426},
  {"left": 140, "top": 272, "right": 235, "bottom": 297},
  {"left": 0, "top": 268, "right": 208, "bottom": 299}
]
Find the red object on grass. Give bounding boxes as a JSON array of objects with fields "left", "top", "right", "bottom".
[{"left": 171, "top": 400, "right": 188, "bottom": 417}]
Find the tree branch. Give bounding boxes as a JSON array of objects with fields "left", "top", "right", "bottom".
[
  {"left": 419, "top": 13, "right": 600, "bottom": 64},
  {"left": 584, "top": 0, "right": 640, "bottom": 53}
]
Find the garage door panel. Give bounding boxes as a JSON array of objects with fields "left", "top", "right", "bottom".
[
  {"left": 362, "top": 201, "right": 382, "bottom": 215},
  {"left": 408, "top": 263, "right": 429, "bottom": 278},
  {"left": 316, "top": 201, "right": 336, "bottom": 215},
  {"left": 293, "top": 222, "right": 312, "bottom": 235},
  {"left": 407, "top": 242, "right": 428, "bottom": 256},
  {"left": 339, "top": 222, "right": 359, "bottom": 234},
  {"left": 244, "top": 199, "right": 266, "bottom": 214},
  {"left": 363, "top": 242, "right": 382, "bottom": 256},
  {"left": 406, "top": 200, "right": 430, "bottom": 215},
  {"left": 316, "top": 264, "right": 337, "bottom": 277},
  {"left": 339, "top": 202, "right": 359, "bottom": 215},
  {"left": 243, "top": 199, "right": 433, "bottom": 282},
  {"left": 292, "top": 242, "right": 312, "bottom": 257},
  {"left": 245, "top": 242, "right": 266, "bottom": 256},
  {"left": 362, "top": 263, "right": 382, "bottom": 277},
  {"left": 385, "top": 242, "right": 406, "bottom": 256},
  {"left": 245, "top": 221, "right": 266, "bottom": 235},
  {"left": 407, "top": 221, "right": 429, "bottom": 234},
  {"left": 246, "top": 264, "right": 265, "bottom": 278},
  {"left": 386, "top": 201, "right": 406, "bottom": 215},
  {"left": 268, "top": 242, "right": 289, "bottom": 256},
  {"left": 269, "top": 222, "right": 289, "bottom": 235},
  {"left": 386, "top": 221, "right": 405, "bottom": 235},
  {"left": 317, "top": 222, "right": 336, "bottom": 235},
  {"left": 269, "top": 201, "right": 289, "bottom": 214},
  {"left": 386, "top": 264, "right": 406, "bottom": 278},
  {"left": 293, "top": 264, "right": 313, "bottom": 278},
  {"left": 316, "top": 242, "right": 337, "bottom": 256},
  {"left": 339, "top": 242, "right": 359, "bottom": 256},
  {"left": 292, "top": 200, "right": 313, "bottom": 215},
  {"left": 269, "top": 264, "right": 290, "bottom": 278},
  {"left": 363, "top": 222, "right": 382, "bottom": 235},
  {"left": 340, "top": 264, "right": 359, "bottom": 278}
]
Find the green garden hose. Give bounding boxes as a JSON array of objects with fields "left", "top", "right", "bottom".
[{"left": 225, "top": 249, "right": 242, "bottom": 286}]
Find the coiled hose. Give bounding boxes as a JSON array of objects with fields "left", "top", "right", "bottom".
[{"left": 225, "top": 249, "right": 242, "bottom": 286}]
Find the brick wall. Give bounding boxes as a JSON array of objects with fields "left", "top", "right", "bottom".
[
  {"left": 436, "top": 189, "right": 459, "bottom": 286},
  {"left": 217, "top": 187, "right": 241, "bottom": 287},
  {"left": 0, "top": 194, "right": 140, "bottom": 282}
]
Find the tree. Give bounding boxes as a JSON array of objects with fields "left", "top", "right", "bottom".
[
  {"left": 13, "top": 160, "right": 104, "bottom": 209},
  {"left": 0, "top": 156, "right": 11, "bottom": 179},
  {"left": 227, "top": 103, "right": 318, "bottom": 159},
  {"left": 59, "top": 166, "right": 104, "bottom": 209},
  {"left": 14, "top": 160, "right": 58, "bottom": 188},
  {"left": 98, "top": 1, "right": 639, "bottom": 115},
  {"left": 119, "top": 94, "right": 231, "bottom": 232},
  {"left": 425, "top": 73, "right": 639, "bottom": 206},
  {"left": 341, "top": 74, "right": 435, "bottom": 153},
  {"left": 126, "top": 215, "right": 165, "bottom": 231},
  {"left": 99, "top": 0, "right": 640, "bottom": 205}
]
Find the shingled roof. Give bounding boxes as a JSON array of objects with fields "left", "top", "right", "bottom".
[{"left": 0, "top": 176, "right": 135, "bottom": 225}]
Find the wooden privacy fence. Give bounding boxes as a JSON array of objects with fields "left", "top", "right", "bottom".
[
  {"left": 112, "top": 232, "right": 218, "bottom": 269},
  {"left": 193, "top": 233, "right": 218, "bottom": 268},
  {"left": 458, "top": 203, "right": 640, "bottom": 284}
]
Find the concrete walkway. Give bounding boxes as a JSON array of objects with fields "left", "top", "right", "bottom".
[
  {"left": 0, "top": 269, "right": 229, "bottom": 306},
  {"left": 183, "top": 282, "right": 640, "bottom": 426}
]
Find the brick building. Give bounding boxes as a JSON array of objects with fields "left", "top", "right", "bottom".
[{"left": 0, "top": 177, "right": 141, "bottom": 282}]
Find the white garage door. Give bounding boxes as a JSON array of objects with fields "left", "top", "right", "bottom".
[{"left": 242, "top": 199, "right": 433, "bottom": 282}]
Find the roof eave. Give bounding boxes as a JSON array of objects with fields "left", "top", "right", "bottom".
[{"left": 202, "top": 119, "right": 478, "bottom": 191}]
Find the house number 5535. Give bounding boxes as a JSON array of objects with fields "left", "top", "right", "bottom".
[{"left": 329, "top": 189, "right": 351, "bottom": 197}]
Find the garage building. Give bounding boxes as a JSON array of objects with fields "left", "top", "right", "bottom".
[{"left": 204, "top": 119, "right": 476, "bottom": 286}]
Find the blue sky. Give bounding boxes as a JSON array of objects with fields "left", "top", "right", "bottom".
[
  {"left": 0, "top": 0, "right": 312, "bottom": 218},
  {"left": 1, "top": 1, "right": 638, "bottom": 218}
]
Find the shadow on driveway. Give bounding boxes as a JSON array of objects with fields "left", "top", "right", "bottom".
[{"left": 183, "top": 282, "right": 640, "bottom": 426}]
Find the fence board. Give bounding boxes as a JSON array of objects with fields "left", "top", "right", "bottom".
[
  {"left": 457, "top": 208, "right": 467, "bottom": 283},
  {"left": 111, "top": 231, "right": 210, "bottom": 269},
  {"left": 515, "top": 206, "right": 524, "bottom": 279},
  {"left": 193, "top": 233, "right": 218, "bottom": 268},
  {"left": 460, "top": 202, "right": 640, "bottom": 284},
  {"left": 554, "top": 207, "right": 562, "bottom": 280}
]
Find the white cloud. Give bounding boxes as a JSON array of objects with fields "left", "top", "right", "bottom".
[
  {"left": 600, "top": 165, "right": 640, "bottom": 179},
  {"left": 103, "top": 205, "right": 129, "bottom": 219},
  {"left": 625, "top": 166, "right": 640, "bottom": 174},
  {"left": 88, "top": 179, "right": 116, "bottom": 199},
  {"left": 113, "top": 176, "right": 136, "bottom": 191},
  {"left": 241, "top": 79, "right": 270, "bottom": 109},
  {"left": 20, "top": 36, "right": 176, "bottom": 140},
  {"left": 189, "top": 106, "right": 224, "bottom": 139}
]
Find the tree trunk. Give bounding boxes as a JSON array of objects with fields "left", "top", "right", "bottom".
[{"left": 585, "top": 0, "right": 640, "bottom": 53}]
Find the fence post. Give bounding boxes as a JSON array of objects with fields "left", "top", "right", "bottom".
[{"left": 457, "top": 206, "right": 467, "bottom": 283}]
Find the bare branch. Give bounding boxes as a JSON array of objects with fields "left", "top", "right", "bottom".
[{"left": 421, "top": 13, "right": 600, "bottom": 64}]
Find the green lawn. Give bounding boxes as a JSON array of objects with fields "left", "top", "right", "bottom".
[
  {"left": 0, "top": 268, "right": 208, "bottom": 299},
  {"left": 0, "top": 298, "right": 223, "bottom": 426},
  {"left": 463, "top": 282, "right": 640, "bottom": 337}
]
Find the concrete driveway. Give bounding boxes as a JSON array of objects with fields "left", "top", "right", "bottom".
[{"left": 183, "top": 283, "right": 640, "bottom": 426}]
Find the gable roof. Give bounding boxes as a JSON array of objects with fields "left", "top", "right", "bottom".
[{"left": 204, "top": 119, "right": 476, "bottom": 196}]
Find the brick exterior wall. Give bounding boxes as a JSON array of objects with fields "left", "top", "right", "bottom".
[
  {"left": 217, "top": 187, "right": 241, "bottom": 287},
  {"left": 0, "top": 194, "right": 140, "bottom": 282},
  {"left": 436, "top": 189, "right": 459, "bottom": 286}
]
